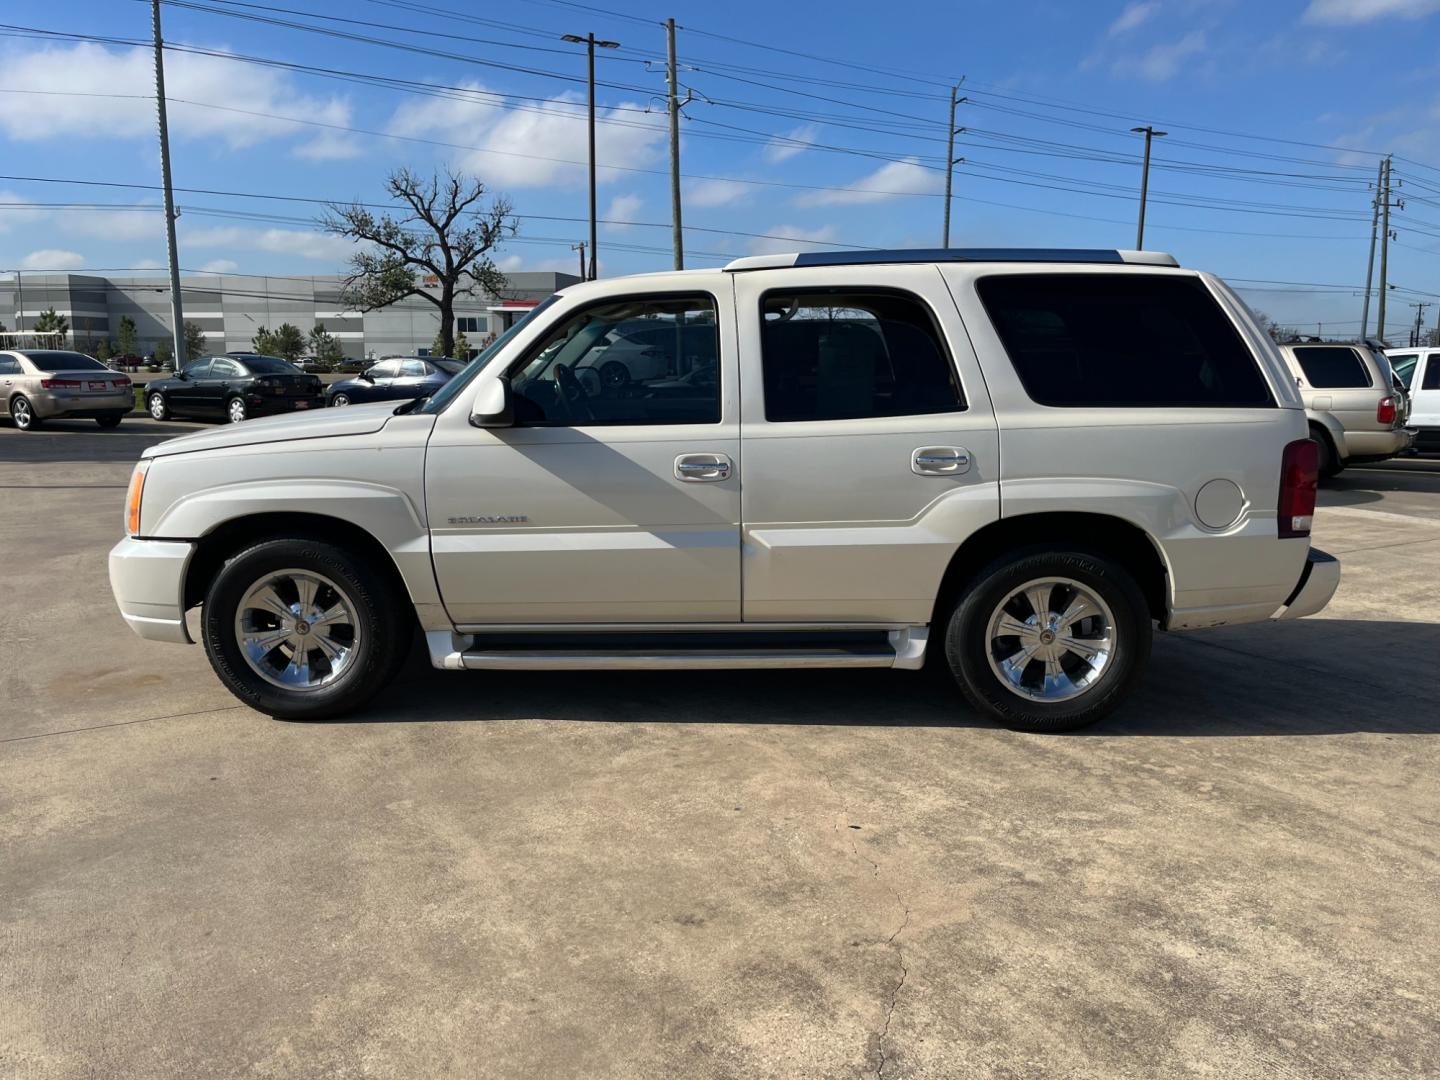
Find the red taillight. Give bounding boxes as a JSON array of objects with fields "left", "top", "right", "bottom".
[
  {"left": 40, "top": 378, "right": 82, "bottom": 389},
  {"left": 1278, "top": 439, "right": 1319, "bottom": 539},
  {"left": 115, "top": 376, "right": 131, "bottom": 387},
  {"left": 1377, "top": 396, "right": 1396, "bottom": 425}
]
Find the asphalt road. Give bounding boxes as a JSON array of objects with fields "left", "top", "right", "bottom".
[{"left": 3, "top": 416, "right": 1438, "bottom": 1079}]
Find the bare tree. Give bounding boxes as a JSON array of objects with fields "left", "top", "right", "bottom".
[{"left": 320, "top": 169, "right": 514, "bottom": 359}]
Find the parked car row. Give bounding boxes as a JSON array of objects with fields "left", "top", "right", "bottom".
[{"left": 1274, "top": 340, "right": 1416, "bottom": 477}]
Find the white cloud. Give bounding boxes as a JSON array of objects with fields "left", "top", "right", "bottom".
[
  {"left": 0, "top": 191, "right": 45, "bottom": 233},
  {"left": 747, "top": 224, "right": 840, "bottom": 255},
  {"left": 200, "top": 259, "right": 239, "bottom": 273},
  {"left": 1109, "top": 1, "right": 1161, "bottom": 35},
  {"left": 21, "top": 249, "right": 85, "bottom": 270},
  {"left": 498, "top": 253, "right": 582, "bottom": 274},
  {"left": 1128, "top": 30, "right": 1207, "bottom": 81},
  {"left": 1304, "top": 0, "right": 1440, "bottom": 22},
  {"left": 603, "top": 194, "right": 643, "bottom": 231},
  {"left": 685, "top": 178, "right": 751, "bottom": 208},
  {"left": 763, "top": 123, "right": 820, "bottom": 163},
  {"left": 184, "top": 226, "right": 356, "bottom": 263},
  {"left": 386, "top": 82, "right": 665, "bottom": 189},
  {"left": 794, "top": 158, "right": 941, "bottom": 207},
  {"left": 0, "top": 42, "right": 358, "bottom": 156},
  {"left": 60, "top": 206, "right": 163, "bottom": 243},
  {"left": 131, "top": 259, "right": 167, "bottom": 271}
]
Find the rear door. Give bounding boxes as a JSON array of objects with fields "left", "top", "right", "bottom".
[
  {"left": 0, "top": 354, "right": 21, "bottom": 415},
  {"left": 204, "top": 357, "right": 246, "bottom": 415},
  {"left": 733, "top": 265, "right": 1000, "bottom": 624},
  {"left": 393, "top": 359, "right": 431, "bottom": 400},
  {"left": 1412, "top": 351, "right": 1440, "bottom": 432},
  {"left": 1291, "top": 345, "right": 1382, "bottom": 431}
]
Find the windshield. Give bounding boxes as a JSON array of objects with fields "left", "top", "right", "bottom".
[
  {"left": 418, "top": 296, "right": 559, "bottom": 414},
  {"left": 237, "top": 355, "right": 300, "bottom": 374},
  {"left": 23, "top": 350, "right": 109, "bottom": 371}
]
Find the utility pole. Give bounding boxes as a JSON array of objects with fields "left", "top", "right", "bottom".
[
  {"left": 13, "top": 270, "right": 22, "bottom": 333},
  {"left": 151, "top": 0, "right": 185, "bottom": 369},
  {"left": 1377, "top": 156, "right": 1402, "bottom": 344},
  {"left": 1409, "top": 301, "right": 1430, "bottom": 347},
  {"left": 942, "top": 83, "right": 966, "bottom": 247},
  {"left": 665, "top": 19, "right": 690, "bottom": 270},
  {"left": 1360, "top": 157, "right": 1383, "bottom": 339},
  {"left": 562, "top": 32, "right": 620, "bottom": 280},
  {"left": 1131, "top": 125, "right": 1166, "bottom": 249},
  {"left": 571, "top": 241, "right": 586, "bottom": 279}
]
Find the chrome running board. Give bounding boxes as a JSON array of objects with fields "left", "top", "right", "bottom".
[{"left": 425, "top": 627, "right": 928, "bottom": 672}]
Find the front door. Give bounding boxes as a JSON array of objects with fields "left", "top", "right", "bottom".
[
  {"left": 170, "top": 358, "right": 212, "bottom": 416},
  {"left": 426, "top": 288, "right": 741, "bottom": 626},
  {"left": 732, "top": 265, "right": 1001, "bottom": 624}
]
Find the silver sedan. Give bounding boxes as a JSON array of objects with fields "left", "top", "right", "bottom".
[{"left": 0, "top": 349, "right": 135, "bottom": 430}]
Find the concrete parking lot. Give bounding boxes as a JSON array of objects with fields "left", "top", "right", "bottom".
[{"left": 3, "top": 417, "right": 1438, "bottom": 1079}]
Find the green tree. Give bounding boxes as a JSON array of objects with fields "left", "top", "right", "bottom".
[
  {"left": 308, "top": 322, "right": 345, "bottom": 366},
  {"left": 251, "top": 326, "right": 276, "bottom": 355},
  {"left": 320, "top": 168, "right": 513, "bottom": 360},
  {"left": 116, "top": 315, "right": 138, "bottom": 355},
  {"left": 95, "top": 339, "right": 113, "bottom": 361},
  {"left": 268, "top": 323, "right": 305, "bottom": 362},
  {"left": 154, "top": 337, "right": 173, "bottom": 367},
  {"left": 183, "top": 321, "right": 209, "bottom": 362},
  {"left": 430, "top": 326, "right": 470, "bottom": 359},
  {"left": 32, "top": 307, "right": 69, "bottom": 343}
]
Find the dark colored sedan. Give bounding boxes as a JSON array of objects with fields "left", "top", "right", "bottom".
[
  {"left": 326, "top": 356, "right": 465, "bottom": 407},
  {"left": 145, "top": 354, "right": 324, "bottom": 424}
]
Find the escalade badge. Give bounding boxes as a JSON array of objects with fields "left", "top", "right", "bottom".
[{"left": 448, "top": 514, "right": 529, "bottom": 525}]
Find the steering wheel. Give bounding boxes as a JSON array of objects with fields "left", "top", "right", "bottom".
[{"left": 552, "top": 362, "right": 595, "bottom": 422}]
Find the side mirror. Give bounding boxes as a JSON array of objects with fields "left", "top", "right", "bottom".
[
  {"left": 359, "top": 369, "right": 375, "bottom": 382},
  {"left": 177, "top": 370, "right": 189, "bottom": 381},
  {"left": 470, "top": 376, "right": 513, "bottom": 428}
]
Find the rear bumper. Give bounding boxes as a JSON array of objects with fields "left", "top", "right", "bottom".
[
  {"left": 1274, "top": 548, "right": 1340, "bottom": 621},
  {"left": 1342, "top": 427, "right": 1412, "bottom": 460},
  {"left": 109, "top": 536, "right": 195, "bottom": 644},
  {"left": 249, "top": 395, "right": 325, "bottom": 417},
  {"left": 32, "top": 389, "right": 134, "bottom": 418}
]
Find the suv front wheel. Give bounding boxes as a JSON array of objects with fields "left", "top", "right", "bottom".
[
  {"left": 944, "top": 549, "right": 1152, "bottom": 732},
  {"left": 201, "top": 537, "right": 411, "bottom": 720}
]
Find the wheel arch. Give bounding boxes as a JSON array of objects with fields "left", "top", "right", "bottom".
[{"left": 929, "top": 511, "right": 1170, "bottom": 635}]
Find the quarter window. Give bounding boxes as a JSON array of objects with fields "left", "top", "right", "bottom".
[
  {"left": 976, "top": 273, "right": 1274, "bottom": 407},
  {"left": 759, "top": 289, "right": 963, "bottom": 422},
  {"left": 507, "top": 294, "right": 720, "bottom": 426},
  {"left": 1292, "top": 346, "right": 1372, "bottom": 389}
]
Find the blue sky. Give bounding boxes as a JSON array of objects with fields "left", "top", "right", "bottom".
[{"left": 2, "top": 0, "right": 1439, "bottom": 338}]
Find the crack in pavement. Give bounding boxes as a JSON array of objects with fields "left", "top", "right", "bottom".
[
  {"left": 0, "top": 705, "right": 244, "bottom": 744},
  {"left": 876, "top": 910, "right": 910, "bottom": 1080}
]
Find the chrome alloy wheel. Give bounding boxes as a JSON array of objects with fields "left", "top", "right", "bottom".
[
  {"left": 12, "top": 396, "right": 34, "bottom": 429},
  {"left": 985, "top": 576, "right": 1116, "bottom": 703},
  {"left": 227, "top": 397, "right": 247, "bottom": 423},
  {"left": 233, "top": 568, "right": 362, "bottom": 692},
  {"left": 148, "top": 393, "right": 166, "bottom": 420}
]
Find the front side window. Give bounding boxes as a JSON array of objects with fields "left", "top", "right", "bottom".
[
  {"left": 1292, "top": 346, "right": 1372, "bottom": 389},
  {"left": 183, "top": 359, "right": 212, "bottom": 379},
  {"left": 1389, "top": 354, "right": 1418, "bottom": 388},
  {"left": 759, "top": 289, "right": 964, "bottom": 422},
  {"left": 368, "top": 360, "right": 401, "bottom": 380},
  {"left": 507, "top": 294, "right": 720, "bottom": 426},
  {"left": 977, "top": 273, "right": 1274, "bottom": 408}
]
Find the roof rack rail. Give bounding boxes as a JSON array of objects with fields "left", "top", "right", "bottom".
[{"left": 723, "top": 248, "right": 1179, "bottom": 272}]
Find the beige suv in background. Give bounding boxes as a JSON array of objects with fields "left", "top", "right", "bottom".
[
  {"left": 109, "top": 248, "right": 1339, "bottom": 733},
  {"left": 1276, "top": 341, "right": 1412, "bottom": 476}
]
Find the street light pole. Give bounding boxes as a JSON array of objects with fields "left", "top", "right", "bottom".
[
  {"left": 562, "top": 32, "right": 620, "bottom": 280},
  {"left": 1131, "top": 125, "right": 1166, "bottom": 250}
]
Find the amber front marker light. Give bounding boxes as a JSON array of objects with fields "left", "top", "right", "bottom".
[{"left": 126, "top": 461, "right": 149, "bottom": 536}]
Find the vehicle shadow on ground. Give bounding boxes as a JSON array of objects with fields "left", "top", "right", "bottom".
[
  {"left": 330, "top": 618, "right": 1440, "bottom": 738},
  {"left": 0, "top": 421, "right": 203, "bottom": 462}
]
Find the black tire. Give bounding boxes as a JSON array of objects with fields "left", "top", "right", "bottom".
[
  {"left": 330, "top": 392, "right": 351, "bottom": 407},
  {"left": 96, "top": 412, "right": 125, "bottom": 429},
  {"left": 943, "top": 548, "right": 1152, "bottom": 733},
  {"left": 226, "top": 396, "right": 248, "bottom": 424},
  {"left": 202, "top": 537, "right": 412, "bottom": 720},
  {"left": 147, "top": 392, "right": 170, "bottom": 421},
  {"left": 1311, "top": 427, "right": 1343, "bottom": 479},
  {"left": 10, "top": 394, "right": 41, "bottom": 431},
  {"left": 599, "top": 361, "right": 630, "bottom": 388}
]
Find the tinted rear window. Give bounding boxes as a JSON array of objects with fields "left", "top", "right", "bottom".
[
  {"left": 236, "top": 355, "right": 299, "bottom": 375},
  {"left": 1292, "top": 346, "right": 1371, "bottom": 389},
  {"left": 22, "top": 350, "right": 108, "bottom": 371},
  {"left": 976, "top": 274, "right": 1273, "bottom": 407}
]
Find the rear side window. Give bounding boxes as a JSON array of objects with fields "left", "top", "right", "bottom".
[
  {"left": 1292, "top": 346, "right": 1372, "bottom": 389},
  {"left": 760, "top": 289, "right": 964, "bottom": 422},
  {"left": 1423, "top": 357, "right": 1440, "bottom": 391},
  {"left": 976, "top": 274, "right": 1273, "bottom": 408}
]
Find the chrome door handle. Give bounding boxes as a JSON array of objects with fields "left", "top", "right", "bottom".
[
  {"left": 912, "top": 446, "right": 972, "bottom": 476},
  {"left": 675, "top": 453, "right": 732, "bottom": 482}
]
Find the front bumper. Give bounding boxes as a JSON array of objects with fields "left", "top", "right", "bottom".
[
  {"left": 109, "top": 536, "right": 195, "bottom": 644},
  {"left": 1274, "top": 548, "right": 1340, "bottom": 620}
]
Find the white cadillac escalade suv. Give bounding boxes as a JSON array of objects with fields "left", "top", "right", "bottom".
[{"left": 109, "top": 249, "right": 1339, "bottom": 732}]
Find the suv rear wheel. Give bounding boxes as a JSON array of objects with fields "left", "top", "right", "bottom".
[
  {"left": 944, "top": 549, "right": 1151, "bottom": 732},
  {"left": 201, "top": 537, "right": 411, "bottom": 720}
]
